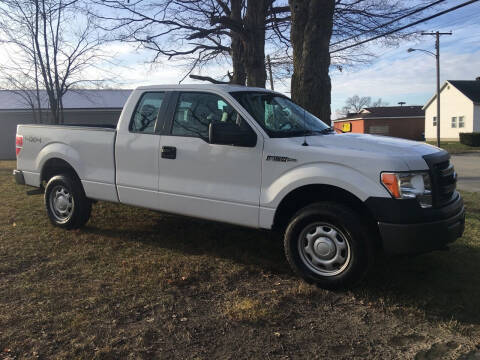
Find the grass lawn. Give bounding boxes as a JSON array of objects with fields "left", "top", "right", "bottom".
[
  {"left": 1, "top": 160, "right": 480, "bottom": 359},
  {"left": 426, "top": 141, "right": 480, "bottom": 154}
]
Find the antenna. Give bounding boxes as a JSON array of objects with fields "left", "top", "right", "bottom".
[{"left": 302, "top": 107, "right": 308, "bottom": 146}]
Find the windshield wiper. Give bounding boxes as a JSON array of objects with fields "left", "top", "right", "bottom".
[
  {"left": 299, "top": 128, "right": 334, "bottom": 136},
  {"left": 317, "top": 127, "right": 335, "bottom": 134},
  {"left": 271, "top": 128, "right": 334, "bottom": 138}
]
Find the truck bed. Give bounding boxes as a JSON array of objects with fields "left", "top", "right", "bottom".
[{"left": 16, "top": 124, "right": 118, "bottom": 202}]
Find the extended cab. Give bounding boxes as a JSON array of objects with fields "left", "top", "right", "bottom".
[{"left": 13, "top": 84, "right": 465, "bottom": 288}]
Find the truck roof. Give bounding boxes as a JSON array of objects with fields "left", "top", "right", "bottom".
[{"left": 135, "top": 84, "right": 277, "bottom": 93}]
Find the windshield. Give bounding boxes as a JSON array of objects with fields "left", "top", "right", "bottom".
[{"left": 230, "top": 91, "right": 331, "bottom": 138}]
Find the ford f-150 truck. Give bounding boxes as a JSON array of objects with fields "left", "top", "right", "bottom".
[{"left": 13, "top": 84, "right": 465, "bottom": 289}]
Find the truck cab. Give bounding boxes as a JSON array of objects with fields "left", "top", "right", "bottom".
[{"left": 14, "top": 84, "right": 465, "bottom": 289}]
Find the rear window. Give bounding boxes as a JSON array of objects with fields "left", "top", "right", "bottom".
[{"left": 129, "top": 92, "right": 165, "bottom": 133}]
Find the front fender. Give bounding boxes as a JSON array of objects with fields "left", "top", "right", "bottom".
[{"left": 261, "top": 162, "right": 390, "bottom": 209}]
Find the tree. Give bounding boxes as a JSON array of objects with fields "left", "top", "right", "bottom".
[
  {"left": 289, "top": 0, "right": 335, "bottom": 125},
  {"left": 0, "top": 63, "right": 44, "bottom": 123},
  {"left": 336, "top": 95, "right": 389, "bottom": 117},
  {"left": 242, "top": 0, "right": 269, "bottom": 87},
  {"left": 96, "top": 0, "right": 440, "bottom": 125},
  {"left": 371, "top": 98, "right": 389, "bottom": 108},
  {"left": 287, "top": 0, "right": 443, "bottom": 124},
  {"left": 96, "top": 0, "right": 290, "bottom": 87},
  {"left": 0, "top": 0, "right": 108, "bottom": 124}
]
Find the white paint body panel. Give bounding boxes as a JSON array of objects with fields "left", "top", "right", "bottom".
[
  {"left": 157, "top": 136, "right": 262, "bottom": 227},
  {"left": 258, "top": 133, "right": 438, "bottom": 228},
  {"left": 16, "top": 125, "right": 118, "bottom": 202},
  {"left": 16, "top": 84, "right": 446, "bottom": 230}
]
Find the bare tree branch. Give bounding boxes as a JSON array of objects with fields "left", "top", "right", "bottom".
[
  {"left": 0, "top": 0, "right": 111, "bottom": 124},
  {"left": 189, "top": 74, "right": 229, "bottom": 84}
]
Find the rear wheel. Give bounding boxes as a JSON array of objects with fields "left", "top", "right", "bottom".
[
  {"left": 284, "top": 202, "right": 374, "bottom": 289},
  {"left": 44, "top": 174, "right": 91, "bottom": 229}
]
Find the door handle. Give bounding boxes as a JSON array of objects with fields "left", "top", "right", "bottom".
[{"left": 161, "top": 146, "right": 176, "bottom": 159}]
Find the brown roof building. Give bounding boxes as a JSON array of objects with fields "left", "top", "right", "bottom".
[{"left": 333, "top": 106, "right": 425, "bottom": 140}]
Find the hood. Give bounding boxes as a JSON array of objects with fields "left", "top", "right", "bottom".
[
  {"left": 305, "top": 133, "right": 439, "bottom": 156},
  {"left": 286, "top": 133, "right": 443, "bottom": 171}
]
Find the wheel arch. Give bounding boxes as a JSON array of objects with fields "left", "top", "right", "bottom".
[
  {"left": 272, "top": 184, "right": 381, "bottom": 249},
  {"left": 40, "top": 157, "right": 81, "bottom": 186}
]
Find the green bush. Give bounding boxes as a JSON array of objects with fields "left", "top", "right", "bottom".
[{"left": 459, "top": 132, "right": 480, "bottom": 147}]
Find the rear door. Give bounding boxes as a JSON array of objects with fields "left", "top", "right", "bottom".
[
  {"left": 115, "top": 91, "right": 168, "bottom": 209},
  {"left": 156, "top": 91, "right": 264, "bottom": 227}
]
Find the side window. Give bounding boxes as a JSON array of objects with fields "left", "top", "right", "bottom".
[
  {"left": 172, "top": 92, "right": 251, "bottom": 140},
  {"left": 130, "top": 92, "right": 165, "bottom": 133}
]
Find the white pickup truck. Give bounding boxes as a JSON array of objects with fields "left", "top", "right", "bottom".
[{"left": 14, "top": 84, "right": 465, "bottom": 288}]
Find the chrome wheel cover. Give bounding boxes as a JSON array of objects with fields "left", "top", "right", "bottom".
[
  {"left": 298, "top": 222, "right": 351, "bottom": 277},
  {"left": 49, "top": 185, "right": 74, "bottom": 223}
]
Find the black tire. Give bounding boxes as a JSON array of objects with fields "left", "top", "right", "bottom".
[
  {"left": 284, "top": 202, "right": 374, "bottom": 290},
  {"left": 44, "top": 174, "right": 92, "bottom": 229}
]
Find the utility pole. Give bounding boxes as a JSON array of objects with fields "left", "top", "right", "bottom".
[
  {"left": 421, "top": 31, "right": 452, "bottom": 148},
  {"left": 266, "top": 55, "right": 274, "bottom": 91}
]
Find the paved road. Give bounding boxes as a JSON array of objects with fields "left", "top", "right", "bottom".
[{"left": 451, "top": 153, "right": 480, "bottom": 193}]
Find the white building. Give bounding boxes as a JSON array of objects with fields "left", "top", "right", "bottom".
[{"left": 423, "top": 78, "right": 480, "bottom": 141}]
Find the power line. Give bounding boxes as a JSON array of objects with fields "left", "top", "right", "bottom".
[
  {"left": 331, "top": 0, "right": 479, "bottom": 54},
  {"left": 442, "top": 8, "right": 480, "bottom": 28},
  {"left": 330, "top": 0, "right": 446, "bottom": 47}
]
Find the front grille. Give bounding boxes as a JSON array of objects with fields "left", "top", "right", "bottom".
[
  {"left": 423, "top": 151, "right": 457, "bottom": 208},
  {"left": 432, "top": 160, "right": 457, "bottom": 206}
]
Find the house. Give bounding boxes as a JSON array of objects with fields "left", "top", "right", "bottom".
[
  {"left": 333, "top": 106, "right": 425, "bottom": 140},
  {"left": 423, "top": 78, "right": 480, "bottom": 141},
  {"left": 0, "top": 89, "right": 132, "bottom": 159}
]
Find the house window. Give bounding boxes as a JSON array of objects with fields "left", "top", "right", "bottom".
[
  {"left": 433, "top": 116, "right": 437, "bottom": 126},
  {"left": 451, "top": 116, "right": 457, "bottom": 128},
  {"left": 459, "top": 116, "right": 465, "bottom": 128}
]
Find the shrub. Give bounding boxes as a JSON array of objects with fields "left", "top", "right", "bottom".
[{"left": 459, "top": 132, "right": 480, "bottom": 147}]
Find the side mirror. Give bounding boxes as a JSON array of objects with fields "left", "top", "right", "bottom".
[{"left": 209, "top": 122, "right": 257, "bottom": 147}]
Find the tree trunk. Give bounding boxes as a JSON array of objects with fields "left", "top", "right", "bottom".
[
  {"left": 230, "top": 0, "right": 246, "bottom": 85},
  {"left": 59, "top": 96, "right": 64, "bottom": 124},
  {"left": 289, "top": 0, "right": 335, "bottom": 125},
  {"left": 243, "top": 0, "right": 268, "bottom": 88}
]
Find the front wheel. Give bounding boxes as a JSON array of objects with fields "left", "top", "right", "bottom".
[
  {"left": 44, "top": 174, "right": 92, "bottom": 229},
  {"left": 284, "top": 202, "right": 374, "bottom": 289}
]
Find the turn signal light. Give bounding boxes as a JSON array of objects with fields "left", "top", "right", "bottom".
[{"left": 381, "top": 173, "right": 401, "bottom": 198}]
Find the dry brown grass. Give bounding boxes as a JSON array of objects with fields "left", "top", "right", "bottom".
[
  {"left": 1, "top": 160, "right": 480, "bottom": 359},
  {"left": 223, "top": 297, "right": 276, "bottom": 322}
]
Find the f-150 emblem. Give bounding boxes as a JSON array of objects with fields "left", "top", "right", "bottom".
[{"left": 266, "top": 155, "right": 297, "bottom": 163}]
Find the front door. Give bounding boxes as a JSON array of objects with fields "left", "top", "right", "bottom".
[{"left": 157, "top": 91, "right": 263, "bottom": 227}]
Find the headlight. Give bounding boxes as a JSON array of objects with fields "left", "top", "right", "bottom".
[{"left": 381, "top": 171, "right": 432, "bottom": 208}]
